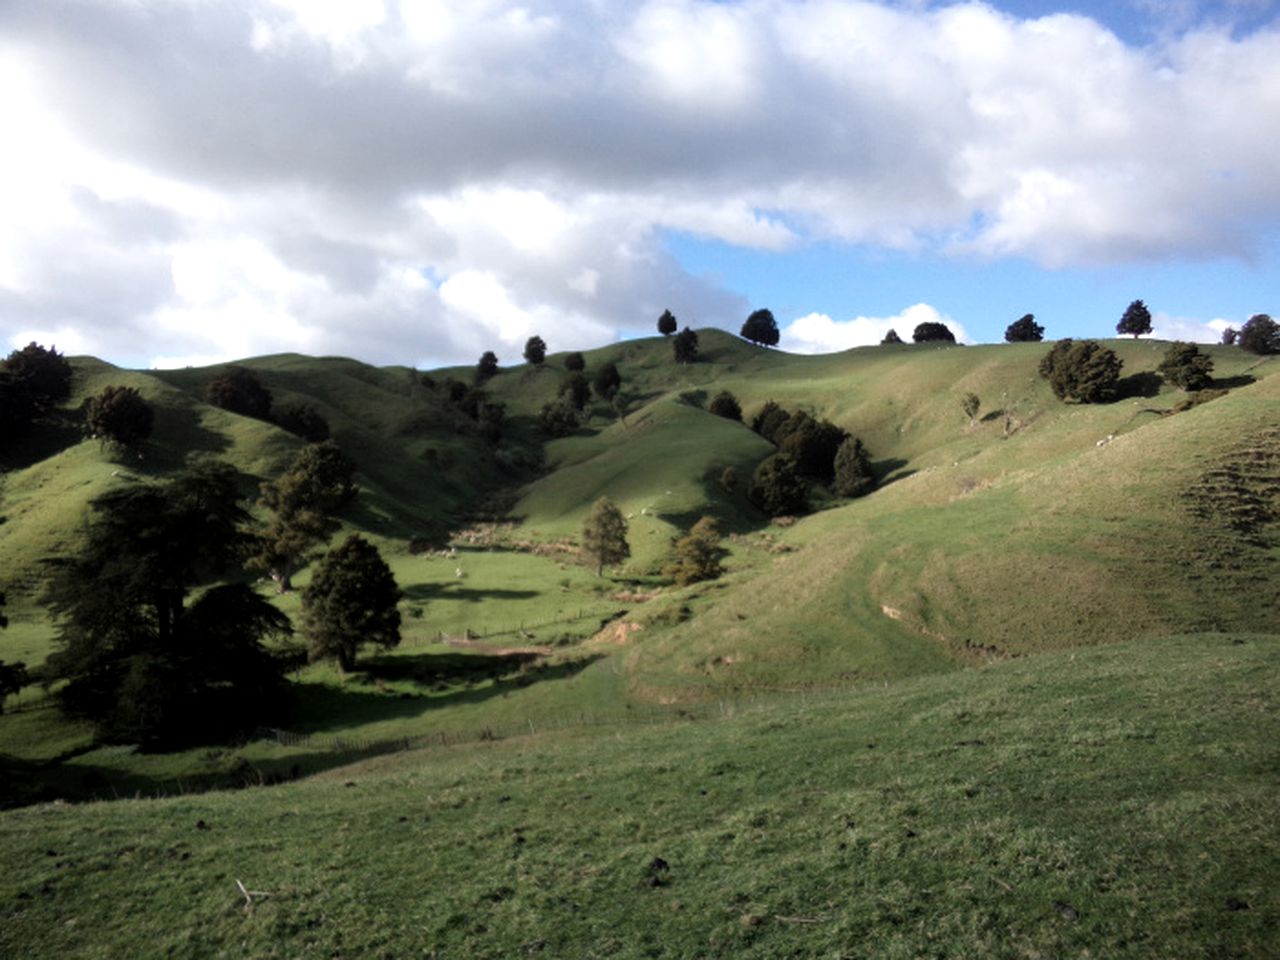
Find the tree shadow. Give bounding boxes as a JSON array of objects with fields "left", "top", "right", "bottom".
[
  {"left": 874, "top": 458, "right": 915, "bottom": 485},
  {"left": 1115, "top": 371, "right": 1163, "bottom": 400},
  {"left": 1213, "top": 374, "right": 1256, "bottom": 390},
  {"left": 0, "top": 415, "right": 85, "bottom": 471},
  {"left": 980, "top": 409, "right": 1005, "bottom": 423},
  {"left": 401, "top": 582, "right": 540, "bottom": 603}
]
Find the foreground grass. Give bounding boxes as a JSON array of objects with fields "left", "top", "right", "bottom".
[{"left": 2, "top": 633, "right": 1276, "bottom": 959}]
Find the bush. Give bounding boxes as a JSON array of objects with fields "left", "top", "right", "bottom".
[
  {"left": 1038, "top": 339, "right": 1123, "bottom": 403},
  {"left": 539, "top": 398, "right": 581, "bottom": 437},
  {"left": 707, "top": 391, "right": 742, "bottom": 421},
  {"left": 662, "top": 516, "right": 728, "bottom": 586},
  {"left": 750, "top": 400, "right": 791, "bottom": 444},
  {"left": 564, "top": 351, "right": 585, "bottom": 372},
  {"left": 833, "top": 437, "right": 876, "bottom": 498},
  {"left": 207, "top": 367, "right": 272, "bottom": 420},
  {"left": 84, "top": 385, "right": 154, "bottom": 447},
  {"left": 913, "top": 322, "right": 956, "bottom": 343},
  {"left": 1157, "top": 342, "right": 1214, "bottom": 391},
  {"left": 748, "top": 453, "right": 808, "bottom": 517},
  {"left": 673, "top": 327, "right": 699, "bottom": 364}
]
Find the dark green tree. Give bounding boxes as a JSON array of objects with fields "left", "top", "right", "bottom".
[
  {"left": 538, "top": 397, "right": 582, "bottom": 437},
  {"left": 1038, "top": 339, "right": 1124, "bottom": 403},
  {"left": 673, "top": 327, "right": 699, "bottom": 364},
  {"left": 662, "top": 517, "right": 729, "bottom": 586},
  {"left": 250, "top": 440, "right": 357, "bottom": 593},
  {"left": 881, "top": 329, "right": 903, "bottom": 345},
  {"left": 1220, "top": 327, "right": 1238, "bottom": 346},
  {"left": 1004, "top": 314, "right": 1044, "bottom": 342},
  {"left": 524, "top": 336, "right": 547, "bottom": 366},
  {"left": 1238, "top": 313, "right": 1280, "bottom": 355},
  {"left": 779, "top": 413, "right": 847, "bottom": 481},
  {"left": 581, "top": 497, "right": 630, "bottom": 577},
  {"left": 750, "top": 400, "right": 792, "bottom": 444},
  {"left": 657, "top": 309, "right": 678, "bottom": 337},
  {"left": 2, "top": 342, "right": 73, "bottom": 414},
  {"left": 741, "top": 308, "right": 780, "bottom": 347},
  {"left": 564, "top": 351, "right": 586, "bottom": 372},
  {"left": 44, "top": 461, "right": 291, "bottom": 746},
  {"left": 84, "top": 385, "right": 154, "bottom": 448},
  {"left": 913, "top": 322, "right": 956, "bottom": 343},
  {"left": 1117, "top": 299, "right": 1153, "bottom": 339},
  {"left": 207, "top": 366, "right": 272, "bottom": 420},
  {"left": 592, "top": 362, "right": 622, "bottom": 401},
  {"left": 476, "top": 350, "right": 500, "bottom": 384},
  {"left": 559, "top": 372, "right": 591, "bottom": 411},
  {"left": 273, "top": 402, "right": 330, "bottom": 442},
  {"left": 833, "top": 437, "right": 876, "bottom": 498},
  {"left": 707, "top": 391, "right": 742, "bottom": 421},
  {"left": 1157, "top": 342, "right": 1215, "bottom": 391},
  {"left": 748, "top": 453, "right": 808, "bottom": 517},
  {"left": 302, "top": 535, "right": 401, "bottom": 672},
  {"left": 0, "top": 592, "right": 27, "bottom": 715}
]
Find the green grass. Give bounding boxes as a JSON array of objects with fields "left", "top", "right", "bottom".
[{"left": 2, "top": 633, "right": 1276, "bottom": 958}]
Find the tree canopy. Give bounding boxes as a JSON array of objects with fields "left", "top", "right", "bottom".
[
  {"left": 832, "top": 437, "right": 876, "bottom": 498},
  {"left": 302, "top": 534, "right": 402, "bottom": 672},
  {"left": 476, "top": 350, "right": 500, "bottom": 383},
  {"left": 1, "top": 342, "right": 73, "bottom": 448},
  {"left": 592, "top": 362, "right": 622, "bottom": 401},
  {"left": 581, "top": 497, "right": 630, "bottom": 577},
  {"left": 273, "top": 402, "right": 331, "bottom": 442},
  {"left": 207, "top": 366, "right": 272, "bottom": 420},
  {"left": 251, "top": 440, "right": 358, "bottom": 593},
  {"left": 1038, "top": 339, "right": 1124, "bottom": 403},
  {"left": 749, "top": 453, "right": 808, "bottom": 517},
  {"left": 1157, "top": 342, "right": 1215, "bottom": 391},
  {"left": 1004, "top": 314, "right": 1044, "bottom": 342},
  {"left": 673, "top": 327, "right": 699, "bottom": 364},
  {"left": 84, "top": 385, "right": 153, "bottom": 448},
  {"left": 881, "top": 329, "right": 903, "bottom": 345},
  {"left": 524, "top": 336, "right": 547, "bottom": 366},
  {"left": 741, "top": 309, "right": 780, "bottom": 347},
  {"left": 1238, "top": 314, "right": 1280, "bottom": 355},
  {"left": 44, "top": 461, "right": 291, "bottom": 747},
  {"left": 1116, "top": 300, "right": 1153, "bottom": 339},
  {"left": 657, "top": 309, "right": 678, "bottom": 337},
  {"left": 707, "top": 391, "right": 742, "bottom": 421},
  {"left": 564, "top": 351, "right": 585, "bottom": 372},
  {"left": 913, "top": 322, "right": 956, "bottom": 343}
]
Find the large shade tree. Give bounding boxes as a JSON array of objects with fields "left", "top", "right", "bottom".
[
  {"left": 1116, "top": 300, "right": 1153, "bottom": 339},
  {"left": 913, "top": 322, "right": 956, "bottom": 343},
  {"left": 302, "top": 535, "right": 402, "bottom": 672},
  {"left": 44, "top": 461, "right": 291, "bottom": 746},
  {"left": 741, "top": 309, "right": 780, "bottom": 347},
  {"left": 1238, "top": 313, "right": 1279, "bottom": 355}
]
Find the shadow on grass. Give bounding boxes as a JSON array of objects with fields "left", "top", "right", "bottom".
[
  {"left": 1116, "top": 371, "right": 1163, "bottom": 400},
  {"left": 875, "top": 457, "right": 915, "bottom": 485},
  {"left": 1213, "top": 374, "right": 1256, "bottom": 390},
  {"left": 0, "top": 415, "right": 85, "bottom": 471},
  {"left": 980, "top": 409, "right": 1005, "bottom": 423},
  {"left": 401, "top": 582, "right": 540, "bottom": 603}
]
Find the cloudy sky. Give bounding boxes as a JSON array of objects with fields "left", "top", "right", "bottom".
[{"left": 1, "top": 0, "right": 1277, "bottom": 369}]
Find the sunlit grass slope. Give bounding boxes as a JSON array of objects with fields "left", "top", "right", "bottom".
[{"left": 1, "top": 633, "right": 1275, "bottom": 959}]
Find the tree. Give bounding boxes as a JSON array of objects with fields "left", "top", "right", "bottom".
[
  {"left": 524, "top": 336, "right": 547, "bottom": 366},
  {"left": 84, "top": 385, "right": 153, "bottom": 448},
  {"left": 559, "top": 372, "right": 591, "bottom": 411},
  {"left": 592, "top": 361, "right": 622, "bottom": 401},
  {"left": 0, "top": 592, "right": 27, "bottom": 715},
  {"left": 564, "top": 351, "right": 585, "bottom": 372},
  {"left": 302, "top": 535, "right": 401, "bottom": 672},
  {"left": 44, "top": 461, "right": 291, "bottom": 746},
  {"left": 657, "top": 309, "right": 678, "bottom": 337},
  {"left": 2, "top": 342, "right": 73, "bottom": 414},
  {"left": 663, "top": 517, "right": 729, "bottom": 586},
  {"left": 881, "top": 329, "right": 903, "bottom": 345},
  {"left": 1157, "top": 342, "right": 1215, "bottom": 391},
  {"left": 741, "top": 308, "right": 780, "bottom": 348},
  {"left": 539, "top": 397, "right": 581, "bottom": 437},
  {"left": 1238, "top": 313, "right": 1280, "bottom": 355},
  {"left": 673, "top": 327, "right": 699, "bottom": 364},
  {"left": 1117, "top": 299, "right": 1153, "bottom": 339},
  {"left": 273, "top": 402, "right": 330, "bottom": 442},
  {"left": 1004, "top": 314, "right": 1044, "bottom": 343},
  {"left": 779, "top": 413, "right": 847, "bottom": 481},
  {"left": 913, "top": 322, "right": 956, "bottom": 343},
  {"left": 476, "top": 350, "right": 499, "bottom": 384},
  {"left": 833, "top": 437, "right": 876, "bottom": 498},
  {"left": 1038, "top": 339, "right": 1124, "bottom": 403},
  {"left": 750, "top": 400, "right": 791, "bottom": 444},
  {"left": 961, "top": 392, "right": 981, "bottom": 424},
  {"left": 1220, "top": 327, "right": 1239, "bottom": 346},
  {"left": 581, "top": 497, "right": 630, "bottom": 577},
  {"left": 707, "top": 391, "right": 742, "bottom": 421},
  {"left": 251, "top": 440, "right": 358, "bottom": 593},
  {"left": 748, "top": 453, "right": 808, "bottom": 517},
  {"left": 207, "top": 366, "right": 272, "bottom": 420}
]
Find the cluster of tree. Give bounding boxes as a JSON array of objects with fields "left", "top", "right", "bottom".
[
  {"left": 662, "top": 516, "right": 728, "bottom": 586},
  {"left": 1221, "top": 314, "right": 1279, "bottom": 354},
  {"left": 581, "top": 497, "right": 630, "bottom": 576},
  {"left": 1038, "top": 339, "right": 1124, "bottom": 403},
  {"left": 1, "top": 342, "right": 73, "bottom": 451},
  {"left": 747, "top": 402, "right": 876, "bottom": 515},
  {"left": 420, "top": 376, "right": 506, "bottom": 443},
  {"left": 741, "top": 309, "right": 780, "bottom": 348},
  {"left": 206, "top": 366, "right": 333, "bottom": 442},
  {"left": 540, "top": 359, "right": 624, "bottom": 437}
]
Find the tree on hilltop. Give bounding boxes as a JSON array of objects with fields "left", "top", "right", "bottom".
[
  {"left": 564, "top": 351, "right": 585, "bottom": 372},
  {"left": 581, "top": 497, "right": 630, "bottom": 577},
  {"left": 741, "top": 308, "right": 780, "bottom": 348},
  {"left": 881, "top": 329, "right": 903, "bottom": 345},
  {"left": 913, "top": 322, "right": 956, "bottom": 343},
  {"left": 1004, "top": 314, "right": 1044, "bottom": 342},
  {"left": 302, "top": 535, "right": 401, "bottom": 672},
  {"left": 524, "top": 336, "right": 547, "bottom": 366},
  {"left": 475, "top": 351, "right": 499, "bottom": 384},
  {"left": 673, "top": 327, "right": 699, "bottom": 364},
  {"left": 1238, "top": 313, "right": 1280, "bottom": 355},
  {"left": 1157, "top": 342, "right": 1215, "bottom": 391},
  {"left": 657, "top": 309, "right": 678, "bottom": 337},
  {"left": 251, "top": 440, "right": 357, "bottom": 593},
  {"left": 1117, "top": 299, "right": 1153, "bottom": 339}
]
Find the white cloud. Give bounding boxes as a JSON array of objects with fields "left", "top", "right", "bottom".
[
  {"left": 782, "top": 303, "right": 969, "bottom": 354},
  {"left": 1, "top": 0, "right": 1278, "bottom": 366},
  {"left": 1151, "top": 312, "right": 1236, "bottom": 343}
]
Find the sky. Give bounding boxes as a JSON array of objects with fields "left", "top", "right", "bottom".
[{"left": 1, "top": 0, "right": 1277, "bottom": 370}]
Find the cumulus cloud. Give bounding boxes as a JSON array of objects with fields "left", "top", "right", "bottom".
[
  {"left": 1, "top": 0, "right": 1278, "bottom": 366},
  {"left": 783, "top": 303, "right": 969, "bottom": 353},
  {"left": 1151, "top": 312, "right": 1236, "bottom": 343}
]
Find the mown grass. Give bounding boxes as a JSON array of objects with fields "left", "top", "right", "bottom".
[{"left": 1, "top": 633, "right": 1276, "bottom": 959}]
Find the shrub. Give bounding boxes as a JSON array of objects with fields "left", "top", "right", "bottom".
[
  {"left": 707, "top": 391, "right": 742, "bottom": 421},
  {"left": 961, "top": 392, "right": 980, "bottom": 423},
  {"left": 833, "top": 437, "right": 876, "bottom": 498},
  {"left": 1004, "top": 314, "right": 1044, "bottom": 342},
  {"left": 1038, "top": 339, "right": 1123, "bottom": 403},
  {"left": 748, "top": 453, "right": 808, "bottom": 517},
  {"left": 1238, "top": 314, "right": 1279, "bottom": 355},
  {"left": 663, "top": 517, "right": 728, "bottom": 586},
  {"left": 1157, "top": 342, "right": 1214, "bottom": 391},
  {"left": 673, "top": 327, "right": 699, "bottom": 364},
  {"left": 207, "top": 367, "right": 272, "bottom": 420},
  {"left": 84, "top": 385, "right": 153, "bottom": 447}
]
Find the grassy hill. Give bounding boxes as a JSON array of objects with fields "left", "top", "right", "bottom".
[{"left": 1, "top": 332, "right": 1278, "bottom": 954}]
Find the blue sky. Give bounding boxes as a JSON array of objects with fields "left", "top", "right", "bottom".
[{"left": 1, "top": 0, "right": 1277, "bottom": 366}]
